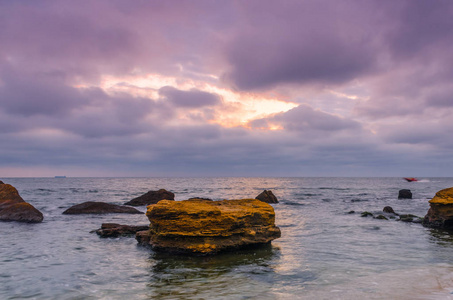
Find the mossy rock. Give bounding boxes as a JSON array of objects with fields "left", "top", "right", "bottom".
[{"left": 361, "top": 211, "right": 373, "bottom": 217}]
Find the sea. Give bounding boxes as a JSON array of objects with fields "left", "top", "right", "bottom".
[{"left": 1, "top": 177, "right": 453, "bottom": 300}]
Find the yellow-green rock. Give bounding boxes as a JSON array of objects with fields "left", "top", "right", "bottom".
[
  {"left": 136, "top": 198, "right": 281, "bottom": 255},
  {"left": 423, "top": 187, "right": 453, "bottom": 228}
]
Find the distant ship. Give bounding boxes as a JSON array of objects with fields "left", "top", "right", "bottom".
[
  {"left": 55, "top": 176, "right": 66, "bottom": 178},
  {"left": 403, "top": 177, "right": 417, "bottom": 182}
]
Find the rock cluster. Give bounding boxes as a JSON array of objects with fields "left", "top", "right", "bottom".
[
  {"left": 63, "top": 202, "right": 142, "bottom": 214},
  {"left": 359, "top": 206, "right": 422, "bottom": 223},
  {"left": 124, "top": 189, "right": 174, "bottom": 206},
  {"left": 423, "top": 187, "right": 453, "bottom": 228},
  {"left": 0, "top": 182, "right": 44, "bottom": 223},
  {"left": 136, "top": 198, "right": 281, "bottom": 255},
  {"left": 255, "top": 190, "right": 279, "bottom": 203}
]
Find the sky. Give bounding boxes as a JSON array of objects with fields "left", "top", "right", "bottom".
[{"left": 1, "top": 0, "right": 453, "bottom": 177}]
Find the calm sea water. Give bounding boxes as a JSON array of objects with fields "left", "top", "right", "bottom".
[{"left": 1, "top": 177, "right": 453, "bottom": 299}]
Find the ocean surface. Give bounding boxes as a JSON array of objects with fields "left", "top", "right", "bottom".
[{"left": 1, "top": 177, "right": 453, "bottom": 299}]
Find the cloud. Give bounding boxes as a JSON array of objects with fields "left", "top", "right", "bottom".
[
  {"left": 159, "top": 86, "right": 222, "bottom": 108},
  {"left": 250, "top": 105, "right": 361, "bottom": 133},
  {"left": 224, "top": 0, "right": 381, "bottom": 91},
  {"left": 1, "top": 1, "right": 453, "bottom": 177},
  {"left": 384, "top": 0, "right": 453, "bottom": 60},
  {"left": 0, "top": 65, "right": 89, "bottom": 117}
]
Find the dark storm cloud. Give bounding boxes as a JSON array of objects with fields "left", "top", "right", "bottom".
[
  {"left": 0, "top": 64, "right": 157, "bottom": 138},
  {"left": 159, "top": 86, "right": 221, "bottom": 108},
  {"left": 384, "top": 0, "right": 453, "bottom": 59},
  {"left": 0, "top": 1, "right": 142, "bottom": 82},
  {"left": 352, "top": 0, "right": 453, "bottom": 120},
  {"left": 57, "top": 89, "right": 157, "bottom": 138},
  {"left": 0, "top": 65, "right": 89, "bottom": 116},
  {"left": 224, "top": 0, "right": 380, "bottom": 90}
]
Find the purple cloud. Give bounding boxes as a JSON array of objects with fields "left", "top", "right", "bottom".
[
  {"left": 250, "top": 105, "right": 360, "bottom": 133},
  {"left": 159, "top": 86, "right": 222, "bottom": 108},
  {"left": 224, "top": 1, "right": 381, "bottom": 90},
  {"left": 1, "top": 0, "right": 453, "bottom": 177}
]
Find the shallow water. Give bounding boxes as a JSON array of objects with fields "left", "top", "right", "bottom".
[{"left": 1, "top": 177, "right": 453, "bottom": 299}]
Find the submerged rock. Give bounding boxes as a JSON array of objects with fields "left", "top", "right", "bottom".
[
  {"left": 94, "top": 223, "right": 149, "bottom": 238},
  {"left": 399, "top": 214, "right": 422, "bottom": 223},
  {"left": 423, "top": 187, "right": 453, "bottom": 228},
  {"left": 255, "top": 190, "right": 279, "bottom": 204},
  {"left": 63, "top": 202, "right": 143, "bottom": 214},
  {"left": 361, "top": 211, "right": 373, "bottom": 217},
  {"left": 124, "top": 189, "right": 175, "bottom": 206},
  {"left": 398, "top": 189, "right": 412, "bottom": 199},
  {"left": 0, "top": 183, "right": 43, "bottom": 223},
  {"left": 136, "top": 198, "right": 281, "bottom": 255}
]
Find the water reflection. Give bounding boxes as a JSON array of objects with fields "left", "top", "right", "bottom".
[
  {"left": 428, "top": 228, "right": 453, "bottom": 246},
  {"left": 146, "top": 244, "right": 280, "bottom": 299}
]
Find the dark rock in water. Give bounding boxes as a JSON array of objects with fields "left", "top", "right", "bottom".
[
  {"left": 423, "top": 187, "right": 453, "bottom": 228},
  {"left": 124, "top": 189, "right": 175, "bottom": 206},
  {"left": 0, "top": 202, "right": 44, "bottom": 223},
  {"left": 94, "top": 223, "right": 149, "bottom": 238},
  {"left": 63, "top": 202, "right": 143, "bottom": 214},
  {"left": 383, "top": 206, "right": 398, "bottom": 215},
  {"left": 0, "top": 183, "right": 43, "bottom": 223},
  {"left": 137, "top": 198, "right": 281, "bottom": 255},
  {"left": 188, "top": 197, "right": 212, "bottom": 201},
  {"left": 375, "top": 215, "right": 388, "bottom": 220},
  {"left": 347, "top": 210, "right": 355, "bottom": 214},
  {"left": 361, "top": 211, "right": 373, "bottom": 217},
  {"left": 398, "top": 189, "right": 412, "bottom": 199},
  {"left": 255, "top": 190, "right": 279, "bottom": 204}
]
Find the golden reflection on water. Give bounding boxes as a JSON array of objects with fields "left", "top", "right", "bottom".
[{"left": 146, "top": 245, "right": 280, "bottom": 299}]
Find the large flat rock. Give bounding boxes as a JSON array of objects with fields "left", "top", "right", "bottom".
[{"left": 136, "top": 198, "right": 281, "bottom": 255}]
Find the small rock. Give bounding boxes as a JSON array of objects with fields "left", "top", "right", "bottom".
[
  {"left": 125, "top": 189, "right": 175, "bottom": 206},
  {"left": 383, "top": 206, "right": 397, "bottom": 214},
  {"left": 361, "top": 211, "right": 373, "bottom": 217},
  {"left": 63, "top": 202, "right": 143, "bottom": 214},
  {"left": 255, "top": 190, "right": 279, "bottom": 204},
  {"left": 94, "top": 223, "right": 149, "bottom": 238},
  {"left": 375, "top": 215, "right": 388, "bottom": 220},
  {"left": 347, "top": 210, "right": 355, "bottom": 214},
  {"left": 398, "top": 189, "right": 412, "bottom": 199}
]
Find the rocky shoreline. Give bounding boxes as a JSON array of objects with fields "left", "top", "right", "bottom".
[{"left": 4, "top": 178, "right": 453, "bottom": 255}]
